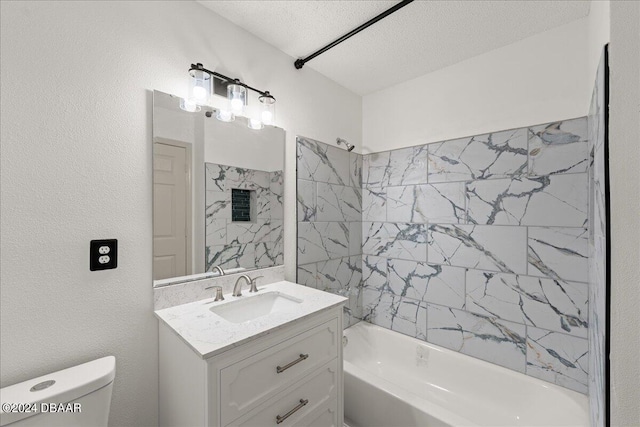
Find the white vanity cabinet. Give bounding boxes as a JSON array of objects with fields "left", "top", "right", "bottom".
[{"left": 159, "top": 306, "right": 343, "bottom": 427}]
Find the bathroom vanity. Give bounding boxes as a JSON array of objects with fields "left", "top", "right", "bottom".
[
  {"left": 155, "top": 281, "right": 346, "bottom": 427},
  {"left": 151, "top": 90, "right": 348, "bottom": 426}
]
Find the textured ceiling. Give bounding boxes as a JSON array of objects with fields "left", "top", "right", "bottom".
[{"left": 198, "top": 1, "right": 591, "bottom": 95}]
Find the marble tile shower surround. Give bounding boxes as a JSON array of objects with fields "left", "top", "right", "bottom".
[
  {"left": 358, "top": 119, "right": 592, "bottom": 394},
  {"left": 358, "top": 118, "right": 591, "bottom": 394},
  {"left": 587, "top": 48, "right": 608, "bottom": 427},
  {"left": 296, "top": 136, "right": 363, "bottom": 328},
  {"left": 294, "top": 119, "right": 594, "bottom": 395},
  {"left": 154, "top": 265, "right": 285, "bottom": 310},
  {"left": 205, "top": 163, "right": 283, "bottom": 272}
]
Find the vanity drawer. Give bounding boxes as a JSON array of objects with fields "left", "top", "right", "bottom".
[
  {"left": 220, "top": 318, "right": 339, "bottom": 425},
  {"left": 294, "top": 401, "right": 338, "bottom": 427},
  {"left": 226, "top": 359, "right": 338, "bottom": 427}
]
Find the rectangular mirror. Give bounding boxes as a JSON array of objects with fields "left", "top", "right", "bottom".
[{"left": 152, "top": 90, "right": 285, "bottom": 287}]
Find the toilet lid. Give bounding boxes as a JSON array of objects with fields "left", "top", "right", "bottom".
[{"left": 0, "top": 356, "right": 115, "bottom": 426}]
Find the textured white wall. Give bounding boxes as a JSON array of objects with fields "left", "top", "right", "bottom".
[
  {"left": 154, "top": 106, "right": 197, "bottom": 145},
  {"left": 362, "top": 18, "right": 591, "bottom": 152},
  {"left": 0, "top": 2, "right": 360, "bottom": 426},
  {"left": 203, "top": 118, "right": 285, "bottom": 172},
  {"left": 587, "top": 1, "right": 610, "bottom": 93},
  {"left": 608, "top": 1, "right": 640, "bottom": 424}
]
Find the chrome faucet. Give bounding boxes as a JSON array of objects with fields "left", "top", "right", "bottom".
[
  {"left": 212, "top": 266, "right": 225, "bottom": 276},
  {"left": 204, "top": 285, "right": 225, "bottom": 301},
  {"left": 232, "top": 275, "right": 263, "bottom": 297}
]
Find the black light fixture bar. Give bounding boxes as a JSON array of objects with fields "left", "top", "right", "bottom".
[
  {"left": 190, "top": 63, "right": 274, "bottom": 99},
  {"left": 294, "top": 0, "right": 414, "bottom": 70}
]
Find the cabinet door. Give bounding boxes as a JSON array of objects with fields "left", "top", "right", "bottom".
[
  {"left": 220, "top": 319, "right": 339, "bottom": 425},
  {"left": 227, "top": 359, "right": 338, "bottom": 427}
]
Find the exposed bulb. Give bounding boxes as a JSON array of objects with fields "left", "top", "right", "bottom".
[
  {"left": 216, "top": 109, "right": 234, "bottom": 122},
  {"left": 230, "top": 98, "right": 243, "bottom": 112},
  {"left": 192, "top": 85, "right": 207, "bottom": 101},
  {"left": 259, "top": 92, "right": 275, "bottom": 126},
  {"left": 179, "top": 98, "right": 200, "bottom": 113},
  {"left": 248, "top": 118, "right": 264, "bottom": 130},
  {"left": 261, "top": 110, "right": 273, "bottom": 125}
]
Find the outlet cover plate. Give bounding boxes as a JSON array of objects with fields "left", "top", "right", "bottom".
[{"left": 90, "top": 239, "right": 117, "bottom": 271}]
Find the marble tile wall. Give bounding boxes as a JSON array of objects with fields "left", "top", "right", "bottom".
[
  {"left": 296, "top": 136, "right": 363, "bottom": 328},
  {"left": 205, "top": 163, "right": 283, "bottom": 271},
  {"left": 360, "top": 117, "right": 591, "bottom": 394},
  {"left": 588, "top": 48, "right": 608, "bottom": 427}
]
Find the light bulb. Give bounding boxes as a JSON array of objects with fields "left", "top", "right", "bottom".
[
  {"left": 227, "top": 84, "right": 246, "bottom": 113},
  {"left": 248, "top": 118, "right": 264, "bottom": 130},
  {"left": 261, "top": 110, "right": 273, "bottom": 125},
  {"left": 192, "top": 85, "right": 207, "bottom": 101},
  {"left": 179, "top": 98, "right": 200, "bottom": 113},
  {"left": 230, "top": 98, "right": 243, "bottom": 112},
  {"left": 259, "top": 92, "right": 275, "bottom": 126},
  {"left": 188, "top": 66, "right": 211, "bottom": 103},
  {"left": 216, "top": 110, "right": 234, "bottom": 122}
]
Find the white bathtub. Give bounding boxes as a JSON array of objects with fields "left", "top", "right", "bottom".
[{"left": 343, "top": 322, "right": 588, "bottom": 427}]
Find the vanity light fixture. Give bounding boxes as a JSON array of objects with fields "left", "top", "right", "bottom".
[
  {"left": 228, "top": 83, "right": 247, "bottom": 114},
  {"left": 181, "top": 63, "right": 276, "bottom": 130},
  {"left": 187, "top": 67, "right": 212, "bottom": 103},
  {"left": 259, "top": 92, "right": 275, "bottom": 125}
]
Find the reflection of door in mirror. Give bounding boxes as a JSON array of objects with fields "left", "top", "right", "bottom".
[{"left": 153, "top": 140, "right": 192, "bottom": 280}]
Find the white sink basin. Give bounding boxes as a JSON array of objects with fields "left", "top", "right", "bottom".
[
  {"left": 210, "top": 292, "right": 303, "bottom": 323},
  {"left": 155, "top": 281, "right": 348, "bottom": 358}
]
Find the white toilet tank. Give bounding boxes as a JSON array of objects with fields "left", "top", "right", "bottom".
[{"left": 0, "top": 356, "right": 115, "bottom": 427}]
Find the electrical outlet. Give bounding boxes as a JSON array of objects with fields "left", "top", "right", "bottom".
[{"left": 90, "top": 239, "right": 117, "bottom": 271}]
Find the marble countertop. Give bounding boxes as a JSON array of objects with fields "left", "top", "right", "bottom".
[{"left": 154, "top": 281, "right": 347, "bottom": 359}]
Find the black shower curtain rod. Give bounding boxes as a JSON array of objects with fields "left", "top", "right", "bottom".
[{"left": 294, "top": 0, "right": 415, "bottom": 70}]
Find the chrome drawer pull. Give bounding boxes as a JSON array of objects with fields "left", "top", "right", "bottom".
[
  {"left": 276, "top": 399, "right": 308, "bottom": 424},
  {"left": 276, "top": 354, "right": 309, "bottom": 374}
]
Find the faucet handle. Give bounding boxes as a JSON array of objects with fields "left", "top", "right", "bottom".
[
  {"left": 205, "top": 285, "right": 225, "bottom": 301},
  {"left": 249, "top": 276, "right": 264, "bottom": 293}
]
